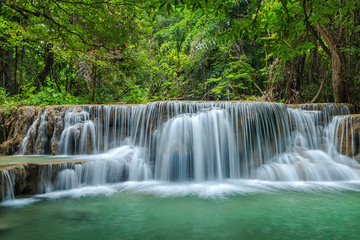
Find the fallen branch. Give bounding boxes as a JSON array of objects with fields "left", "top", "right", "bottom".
[
  {"left": 310, "top": 77, "right": 326, "bottom": 103},
  {"left": 253, "top": 81, "right": 264, "bottom": 95},
  {"left": 228, "top": 84, "right": 241, "bottom": 96},
  {"left": 168, "top": 94, "right": 194, "bottom": 101}
]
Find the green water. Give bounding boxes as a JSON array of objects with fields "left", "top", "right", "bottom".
[
  {"left": 1, "top": 182, "right": 360, "bottom": 240},
  {"left": 0, "top": 155, "right": 77, "bottom": 165}
]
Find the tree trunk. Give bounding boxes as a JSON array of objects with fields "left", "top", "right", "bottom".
[
  {"left": 51, "top": 66, "right": 62, "bottom": 93},
  {"left": 18, "top": 45, "right": 26, "bottom": 94},
  {"left": 202, "top": 63, "right": 206, "bottom": 100},
  {"left": 331, "top": 50, "right": 346, "bottom": 103},
  {"left": 314, "top": 23, "right": 347, "bottom": 103},
  {"left": 37, "top": 44, "right": 54, "bottom": 90},
  {"left": 308, "top": 43, "right": 318, "bottom": 84},
  {"left": 0, "top": 46, "right": 11, "bottom": 90},
  {"left": 0, "top": 47, "right": 4, "bottom": 89},
  {"left": 90, "top": 64, "right": 97, "bottom": 103},
  {"left": 13, "top": 46, "right": 18, "bottom": 94},
  {"left": 303, "top": 1, "right": 347, "bottom": 103}
]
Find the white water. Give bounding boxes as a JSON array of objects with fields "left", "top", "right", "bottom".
[
  {"left": 3, "top": 180, "right": 360, "bottom": 207},
  {"left": 155, "top": 108, "right": 239, "bottom": 181},
  {"left": 2, "top": 102, "right": 360, "bottom": 203},
  {"left": 1, "top": 170, "right": 15, "bottom": 201},
  {"left": 325, "top": 115, "right": 360, "bottom": 158},
  {"left": 19, "top": 111, "right": 41, "bottom": 154}
]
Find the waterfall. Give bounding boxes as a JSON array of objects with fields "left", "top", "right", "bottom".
[
  {"left": 59, "top": 108, "right": 90, "bottom": 155},
  {"left": 325, "top": 115, "right": 360, "bottom": 157},
  {"left": 12, "top": 102, "right": 360, "bottom": 194},
  {"left": 297, "top": 103, "right": 351, "bottom": 125},
  {"left": 19, "top": 111, "right": 41, "bottom": 154},
  {"left": 155, "top": 108, "right": 239, "bottom": 181},
  {"left": 1, "top": 170, "right": 15, "bottom": 201}
]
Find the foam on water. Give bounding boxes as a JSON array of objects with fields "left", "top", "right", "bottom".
[
  {"left": 2, "top": 180, "right": 360, "bottom": 207},
  {"left": 121, "top": 180, "right": 360, "bottom": 197},
  {"left": 44, "top": 180, "right": 360, "bottom": 200},
  {"left": 37, "top": 185, "right": 118, "bottom": 200},
  {"left": 0, "top": 198, "right": 40, "bottom": 207}
]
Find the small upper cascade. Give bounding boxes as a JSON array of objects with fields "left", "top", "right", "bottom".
[
  {"left": 58, "top": 108, "right": 91, "bottom": 155},
  {"left": 297, "top": 103, "right": 352, "bottom": 125},
  {"left": 35, "top": 110, "right": 49, "bottom": 155},
  {"left": 1, "top": 170, "right": 15, "bottom": 202},
  {"left": 325, "top": 115, "right": 360, "bottom": 159},
  {"left": 19, "top": 111, "right": 41, "bottom": 154}
]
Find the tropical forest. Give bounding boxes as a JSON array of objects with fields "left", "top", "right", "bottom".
[
  {"left": 1, "top": 0, "right": 358, "bottom": 107},
  {"left": 1, "top": 1, "right": 360, "bottom": 240}
]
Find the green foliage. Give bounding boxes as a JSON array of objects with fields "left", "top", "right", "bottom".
[
  {"left": 0, "top": 0, "right": 359, "bottom": 106},
  {"left": 0, "top": 88, "right": 17, "bottom": 115},
  {"left": 120, "top": 85, "right": 149, "bottom": 104},
  {"left": 22, "top": 88, "right": 85, "bottom": 106},
  {"left": 0, "top": 84, "right": 86, "bottom": 108},
  {"left": 206, "top": 55, "right": 255, "bottom": 100}
]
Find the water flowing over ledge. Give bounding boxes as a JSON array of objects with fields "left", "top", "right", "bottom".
[{"left": 1, "top": 102, "right": 360, "bottom": 202}]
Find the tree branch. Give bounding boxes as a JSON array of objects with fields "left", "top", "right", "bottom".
[
  {"left": 310, "top": 77, "right": 326, "bottom": 103},
  {"left": 279, "top": 0, "right": 291, "bottom": 25},
  {"left": 251, "top": 0, "right": 263, "bottom": 27},
  {"left": 55, "top": 0, "right": 146, "bottom": 9},
  {"left": 302, "top": 0, "right": 332, "bottom": 58},
  {"left": 4, "top": 2, "right": 109, "bottom": 50}
]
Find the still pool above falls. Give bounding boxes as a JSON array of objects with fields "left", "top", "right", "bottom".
[{"left": 1, "top": 102, "right": 360, "bottom": 203}]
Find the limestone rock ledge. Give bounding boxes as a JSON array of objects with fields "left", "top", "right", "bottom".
[
  {"left": 0, "top": 105, "right": 80, "bottom": 155},
  {"left": 0, "top": 160, "right": 87, "bottom": 202},
  {"left": 0, "top": 103, "right": 357, "bottom": 156},
  {"left": 329, "top": 114, "right": 360, "bottom": 162},
  {"left": 0, "top": 106, "right": 40, "bottom": 155}
]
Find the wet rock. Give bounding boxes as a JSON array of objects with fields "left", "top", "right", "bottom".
[
  {"left": 0, "top": 107, "right": 40, "bottom": 154},
  {"left": 0, "top": 160, "right": 88, "bottom": 202},
  {"left": 0, "top": 106, "right": 82, "bottom": 155},
  {"left": 332, "top": 114, "right": 360, "bottom": 162},
  {"left": 291, "top": 103, "right": 356, "bottom": 114},
  {"left": 0, "top": 102, "right": 358, "bottom": 157}
]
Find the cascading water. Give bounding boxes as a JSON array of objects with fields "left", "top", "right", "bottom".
[
  {"left": 3, "top": 102, "right": 360, "bottom": 201},
  {"left": 19, "top": 111, "right": 41, "bottom": 154},
  {"left": 1, "top": 170, "right": 15, "bottom": 201},
  {"left": 155, "top": 108, "right": 239, "bottom": 181},
  {"left": 297, "top": 103, "right": 351, "bottom": 125},
  {"left": 325, "top": 115, "right": 360, "bottom": 157}
]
